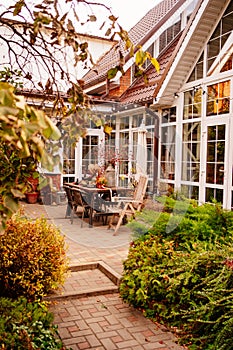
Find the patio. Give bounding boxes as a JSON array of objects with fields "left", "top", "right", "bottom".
[{"left": 21, "top": 200, "right": 185, "bottom": 350}]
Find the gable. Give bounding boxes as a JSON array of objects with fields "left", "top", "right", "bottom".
[
  {"left": 154, "top": 0, "right": 232, "bottom": 106},
  {"left": 83, "top": 0, "right": 182, "bottom": 93}
]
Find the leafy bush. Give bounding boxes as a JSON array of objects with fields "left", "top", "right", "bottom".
[
  {"left": 0, "top": 214, "right": 69, "bottom": 300},
  {"left": 0, "top": 297, "right": 64, "bottom": 349},
  {"left": 121, "top": 200, "right": 233, "bottom": 349},
  {"left": 130, "top": 199, "right": 233, "bottom": 247}
]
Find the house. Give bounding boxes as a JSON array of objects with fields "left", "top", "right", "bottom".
[
  {"left": 70, "top": 0, "right": 232, "bottom": 210},
  {"left": 1, "top": 0, "right": 232, "bottom": 209}
]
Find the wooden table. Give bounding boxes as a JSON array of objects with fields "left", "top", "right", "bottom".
[{"left": 71, "top": 184, "right": 132, "bottom": 227}]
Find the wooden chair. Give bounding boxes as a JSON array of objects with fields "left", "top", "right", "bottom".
[
  {"left": 63, "top": 184, "right": 74, "bottom": 218},
  {"left": 107, "top": 175, "right": 148, "bottom": 234},
  {"left": 70, "top": 187, "right": 91, "bottom": 226}
]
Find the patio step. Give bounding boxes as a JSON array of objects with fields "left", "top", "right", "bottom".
[{"left": 45, "top": 261, "right": 121, "bottom": 301}]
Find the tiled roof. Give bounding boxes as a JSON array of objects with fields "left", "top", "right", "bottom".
[
  {"left": 120, "top": 37, "right": 180, "bottom": 104},
  {"left": 83, "top": 0, "right": 181, "bottom": 88}
]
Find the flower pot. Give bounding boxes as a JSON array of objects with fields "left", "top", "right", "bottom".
[
  {"left": 25, "top": 192, "right": 39, "bottom": 204},
  {"left": 27, "top": 176, "right": 39, "bottom": 192}
]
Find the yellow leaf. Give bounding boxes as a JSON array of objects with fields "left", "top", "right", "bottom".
[
  {"left": 104, "top": 125, "right": 112, "bottom": 135},
  {"left": 151, "top": 58, "right": 160, "bottom": 73}
]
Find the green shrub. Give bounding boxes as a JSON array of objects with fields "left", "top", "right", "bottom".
[
  {"left": 129, "top": 200, "right": 233, "bottom": 247},
  {"left": 121, "top": 201, "right": 233, "bottom": 349},
  {"left": 0, "top": 214, "right": 69, "bottom": 300},
  {"left": 0, "top": 297, "right": 64, "bottom": 349}
]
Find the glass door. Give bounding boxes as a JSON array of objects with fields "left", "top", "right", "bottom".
[
  {"left": 62, "top": 129, "right": 104, "bottom": 184},
  {"left": 201, "top": 118, "right": 231, "bottom": 209}
]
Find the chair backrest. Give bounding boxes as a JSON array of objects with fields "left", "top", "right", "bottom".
[
  {"left": 63, "top": 184, "right": 73, "bottom": 203},
  {"left": 133, "top": 175, "right": 148, "bottom": 202},
  {"left": 72, "top": 188, "right": 85, "bottom": 206}
]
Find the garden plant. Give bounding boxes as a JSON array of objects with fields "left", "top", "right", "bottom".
[
  {"left": 0, "top": 214, "right": 69, "bottom": 349},
  {"left": 0, "top": 297, "right": 65, "bottom": 350},
  {"left": 120, "top": 196, "right": 233, "bottom": 349}
]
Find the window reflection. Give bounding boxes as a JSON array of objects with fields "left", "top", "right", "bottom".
[
  {"left": 207, "top": 81, "right": 230, "bottom": 116},
  {"left": 206, "top": 125, "right": 225, "bottom": 185}
]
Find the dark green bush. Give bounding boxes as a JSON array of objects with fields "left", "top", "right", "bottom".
[
  {"left": 0, "top": 297, "right": 64, "bottom": 349},
  {"left": 130, "top": 200, "right": 233, "bottom": 247},
  {"left": 121, "top": 201, "right": 233, "bottom": 349},
  {"left": 0, "top": 214, "right": 69, "bottom": 300}
]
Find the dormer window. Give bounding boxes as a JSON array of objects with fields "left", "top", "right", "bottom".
[{"left": 159, "top": 17, "right": 181, "bottom": 52}]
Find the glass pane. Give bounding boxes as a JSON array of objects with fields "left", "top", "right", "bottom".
[
  {"left": 208, "top": 126, "right": 216, "bottom": 140},
  {"left": 217, "top": 141, "right": 225, "bottom": 162},
  {"left": 208, "top": 38, "right": 220, "bottom": 59},
  {"left": 207, "top": 143, "right": 215, "bottom": 161},
  {"left": 216, "top": 164, "right": 224, "bottom": 185},
  {"left": 120, "top": 117, "right": 129, "bottom": 129},
  {"left": 181, "top": 185, "right": 199, "bottom": 200},
  {"left": 206, "top": 163, "right": 215, "bottom": 183},
  {"left": 184, "top": 91, "right": 192, "bottom": 105},
  {"left": 91, "top": 136, "right": 98, "bottom": 145},
  {"left": 219, "top": 80, "right": 230, "bottom": 97},
  {"left": 183, "top": 105, "right": 189, "bottom": 120},
  {"left": 218, "top": 125, "right": 225, "bottom": 139},
  {"left": 193, "top": 103, "right": 201, "bottom": 118},
  {"left": 196, "top": 61, "right": 203, "bottom": 79},
  {"left": 132, "top": 114, "right": 143, "bottom": 128},
  {"left": 206, "top": 188, "right": 223, "bottom": 204},
  {"left": 211, "top": 23, "right": 220, "bottom": 39}
]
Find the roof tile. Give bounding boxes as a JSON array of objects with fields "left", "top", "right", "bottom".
[
  {"left": 83, "top": 0, "right": 181, "bottom": 88},
  {"left": 120, "top": 37, "right": 179, "bottom": 104}
]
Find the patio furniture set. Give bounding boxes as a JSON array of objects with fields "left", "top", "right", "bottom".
[{"left": 63, "top": 175, "right": 148, "bottom": 234}]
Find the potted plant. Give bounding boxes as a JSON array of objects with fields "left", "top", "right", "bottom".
[{"left": 25, "top": 173, "right": 40, "bottom": 204}]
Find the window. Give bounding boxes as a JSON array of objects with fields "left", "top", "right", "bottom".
[
  {"left": 120, "top": 116, "right": 129, "bottom": 129},
  {"left": 183, "top": 88, "right": 202, "bottom": 120},
  {"left": 188, "top": 52, "right": 204, "bottom": 82},
  {"left": 207, "top": 2, "right": 233, "bottom": 71},
  {"left": 146, "top": 129, "right": 154, "bottom": 179},
  {"left": 105, "top": 132, "right": 116, "bottom": 166},
  {"left": 220, "top": 54, "right": 233, "bottom": 72},
  {"left": 181, "top": 184, "right": 199, "bottom": 200},
  {"left": 206, "top": 124, "right": 225, "bottom": 185},
  {"left": 132, "top": 114, "right": 143, "bottom": 128},
  {"left": 105, "top": 114, "right": 116, "bottom": 131},
  {"left": 119, "top": 132, "right": 129, "bottom": 177},
  {"left": 207, "top": 80, "right": 230, "bottom": 116},
  {"left": 162, "top": 107, "right": 176, "bottom": 123},
  {"left": 63, "top": 144, "right": 75, "bottom": 175},
  {"left": 82, "top": 135, "right": 99, "bottom": 173},
  {"left": 159, "top": 18, "right": 181, "bottom": 52},
  {"left": 182, "top": 122, "right": 201, "bottom": 182},
  {"left": 160, "top": 125, "right": 176, "bottom": 180}
]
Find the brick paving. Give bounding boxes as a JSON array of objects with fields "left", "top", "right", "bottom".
[{"left": 22, "top": 201, "right": 186, "bottom": 350}]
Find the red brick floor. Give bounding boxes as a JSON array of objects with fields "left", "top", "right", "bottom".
[
  {"left": 23, "top": 202, "right": 186, "bottom": 350},
  {"left": 50, "top": 294, "right": 184, "bottom": 350}
]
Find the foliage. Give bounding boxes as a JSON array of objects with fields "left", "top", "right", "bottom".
[
  {"left": 121, "top": 200, "right": 233, "bottom": 349},
  {"left": 129, "top": 197, "right": 233, "bottom": 246},
  {"left": 0, "top": 67, "right": 23, "bottom": 90},
  {"left": 0, "top": 0, "right": 159, "bottom": 119},
  {"left": 0, "top": 0, "right": 160, "bottom": 225},
  {"left": 0, "top": 82, "right": 61, "bottom": 227},
  {"left": 0, "top": 297, "right": 65, "bottom": 349},
  {"left": 0, "top": 214, "right": 69, "bottom": 301}
]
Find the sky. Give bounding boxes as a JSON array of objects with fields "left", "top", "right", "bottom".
[
  {"left": 1, "top": 0, "right": 162, "bottom": 34},
  {"left": 99, "top": 0, "right": 161, "bottom": 30}
]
